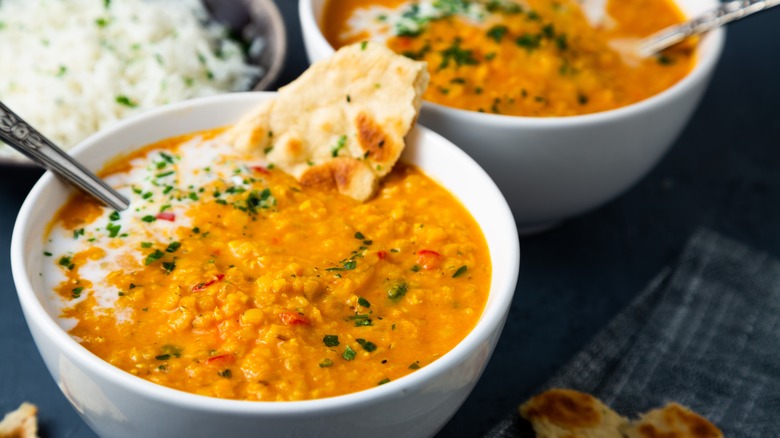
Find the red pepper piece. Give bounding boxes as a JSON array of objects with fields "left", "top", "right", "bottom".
[
  {"left": 279, "top": 312, "right": 310, "bottom": 326},
  {"left": 156, "top": 212, "right": 176, "bottom": 222},
  {"left": 192, "top": 274, "right": 225, "bottom": 292},
  {"left": 417, "top": 249, "right": 442, "bottom": 270},
  {"left": 206, "top": 353, "right": 235, "bottom": 366},
  {"left": 377, "top": 250, "right": 387, "bottom": 260},
  {"left": 251, "top": 166, "right": 271, "bottom": 175}
]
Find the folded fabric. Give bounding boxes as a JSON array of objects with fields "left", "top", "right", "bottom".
[{"left": 486, "top": 229, "right": 780, "bottom": 438}]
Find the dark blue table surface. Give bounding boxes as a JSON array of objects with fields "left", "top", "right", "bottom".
[{"left": 2, "top": 2, "right": 779, "bottom": 437}]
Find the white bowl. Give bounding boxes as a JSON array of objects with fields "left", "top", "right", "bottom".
[
  {"left": 299, "top": 0, "right": 725, "bottom": 232},
  {"left": 11, "top": 93, "right": 520, "bottom": 438}
]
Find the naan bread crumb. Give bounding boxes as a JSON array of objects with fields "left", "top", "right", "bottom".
[
  {"left": 228, "top": 42, "right": 429, "bottom": 201},
  {"left": 520, "top": 388, "right": 627, "bottom": 438},
  {"left": 0, "top": 403, "right": 38, "bottom": 438},
  {"left": 622, "top": 403, "right": 723, "bottom": 438},
  {"left": 520, "top": 389, "right": 723, "bottom": 438}
]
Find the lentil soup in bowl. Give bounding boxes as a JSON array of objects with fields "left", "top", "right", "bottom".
[
  {"left": 12, "top": 93, "right": 520, "bottom": 437},
  {"left": 300, "top": 0, "right": 725, "bottom": 231}
]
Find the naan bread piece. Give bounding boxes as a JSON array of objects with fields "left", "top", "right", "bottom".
[
  {"left": 227, "top": 42, "right": 429, "bottom": 201},
  {"left": 622, "top": 403, "right": 723, "bottom": 438},
  {"left": 0, "top": 402, "right": 38, "bottom": 438},
  {"left": 519, "top": 388, "right": 627, "bottom": 438}
]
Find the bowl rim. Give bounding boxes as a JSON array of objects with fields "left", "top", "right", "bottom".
[
  {"left": 249, "top": 0, "right": 288, "bottom": 91},
  {"left": 298, "top": 0, "right": 726, "bottom": 127},
  {"left": 12, "top": 92, "right": 520, "bottom": 415}
]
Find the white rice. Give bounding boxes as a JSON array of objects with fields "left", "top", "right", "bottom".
[{"left": 0, "top": 0, "right": 262, "bottom": 158}]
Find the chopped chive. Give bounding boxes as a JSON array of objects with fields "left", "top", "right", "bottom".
[
  {"left": 356, "top": 338, "right": 377, "bottom": 352},
  {"left": 165, "top": 242, "right": 181, "bottom": 253},
  {"left": 218, "top": 369, "right": 232, "bottom": 378},
  {"left": 357, "top": 297, "right": 371, "bottom": 308},
  {"left": 378, "top": 378, "right": 391, "bottom": 385},
  {"left": 106, "top": 223, "right": 121, "bottom": 238},
  {"left": 145, "top": 249, "right": 164, "bottom": 265},
  {"left": 323, "top": 335, "right": 340, "bottom": 347},
  {"left": 319, "top": 358, "right": 334, "bottom": 368},
  {"left": 452, "top": 265, "right": 468, "bottom": 278},
  {"left": 155, "top": 354, "right": 170, "bottom": 361},
  {"left": 109, "top": 211, "right": 121, "bottom": 221},
  {"left": 342, "top": 345, "right": 356, "bottom": 361},
  {"left": 141, "top": 215, "right": 156, "bottom": 223}
]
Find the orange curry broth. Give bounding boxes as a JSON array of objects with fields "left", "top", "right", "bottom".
[
  {"left": 322, "top": 0, "right": 696, "bottom": 116},
  {"left": 50, "top": 130, "right": 491, "bottom": 401}
]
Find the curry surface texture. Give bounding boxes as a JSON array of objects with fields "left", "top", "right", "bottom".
[
  {"left": 322, "top": 0, "right": 695, "bottom": 116},
  {"left": 46, "top": 130, "right": 491, "bottom": 401}
]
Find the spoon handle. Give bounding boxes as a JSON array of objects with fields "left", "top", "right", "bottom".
[
  {"left": 0, "top": 101, "right": 129, "bottom": 211},
  {"left": 638, "top": 0, "right": 780, "bottom": 56}
]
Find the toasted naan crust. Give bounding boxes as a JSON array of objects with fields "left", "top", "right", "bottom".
[
  {"left": 520, "top": 389, "right": 627, "bottom": 438},
  {"left": 621, "top": 403, "right": 723, "bottom": 438},
  {"left": 228, "top": 42, "right": 429, "bottom": 201},
  {"left": 0, "top": 403, "right": 38, "bottom": 438}
]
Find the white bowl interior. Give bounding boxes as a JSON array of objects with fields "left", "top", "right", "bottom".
[{"left": 12, "top": 93, "right": 520, "bottom": 415}]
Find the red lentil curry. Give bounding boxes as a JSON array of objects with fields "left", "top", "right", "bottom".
[
  {"left": 47, "top": 129, "right": 491, "bottom": 401},
  {"left": 322, "top": 0, "right": 696, "bottom": 116}
]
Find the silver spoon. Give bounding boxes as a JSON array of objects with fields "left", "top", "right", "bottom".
[
  {"left": 0, "top": 101, "right": 129, "bottom": 211},
  {"left": 612, "top": 0, "right": 780, "bottom": 59}
]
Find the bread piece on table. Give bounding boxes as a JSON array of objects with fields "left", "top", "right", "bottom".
[
  {"left": 227, "top": 41, "right": 429, "bottom": 201},
  {"left": 0, "top": 402, "right": 38, "bottom": 438},
  {"left": 622, "top": 403, "right": 723, "bottom": 438},
  {"left": 520, "top": 388, "right": 628, "bottom": 438}
]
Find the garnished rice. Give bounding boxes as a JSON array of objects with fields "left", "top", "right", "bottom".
[{"left": 0, "top": 0, "right": 262, "bottom": 158}]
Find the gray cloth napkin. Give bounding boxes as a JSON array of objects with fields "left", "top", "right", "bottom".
[{"left": 486, "top": 229, "right": 780, "bottom": 438}]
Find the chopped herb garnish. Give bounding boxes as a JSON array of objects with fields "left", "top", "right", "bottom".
[
  {"left": 145, "top": 249, "right": 164, "bottom": 265},
  {"left": 109, "top": 211, "right": 121, "bottom": 221},
  {"left": 487, "top": 25, "right": 508, "bottom": 43},
  {"left": 555, "top": 34, "right": 568, "bottom": 51},
  {"left": 657, "top": 54, "right": 675, "bottom": 65},
  {"left": 354, "top": 232, "right": 365, "bottom": 240},
  {"left": 356, "top": 338, "right": 377, "bottom": 352},
  {"left": 162, "top": 261, "right": 176, "bottom": 274},
  {"left": 515, "top": 33, "right": 541, "bottom": 50},
  {"left": 141, "top": 215, "right": 156, "bottom": 223},
  {"left": 439, "top": 39, "right": 479, "bottom": 70},
  {"left": 106, "top": 223, "right": 121, "bottom": 238},
  {"left": 73, "top": 228, "right": 84, "bottom": 239},
  {"left": 378, "top": 378, "right": 391, "bottom": 385},
  {"left": 161, "top": 345, "right": 182, "bottom": 358},
  {"left": 358, "top": 297, "right": 371, "bottom": 308},
  {"left": 388, "top": 281, "right": 408, "bottom": 300},
  {"left": 57, "top": 256, "right": 75, "bottom": 270},
  {"left": 218, "top": 369, "right": 232, "bottom": 378},
  {"left": 142, "top": 192, "right": 153, "bottom": 200},
  {"left": 323, "top": 335, "right": 340, "bottom": 347},
  {"left": 319, "top": 358, "right": 334, "bottom": 368},
  {"left": 115, "top": 95, "right": 137, "bottom": 107},
  {"left": 43, "top": 251, "right": 52, "bottom": 257},
  {"left": 331, "top": 135, "right": 348, "bottom": 157},
  {"left": 342, "top": 345, "right": 357, "bottom": 361},
  {"left": 95, "top": 17, "right": 109, "bottom": 28},
  {"left": 409, "top": 361, "right": 421, "bottom": 370},
  {"left": 343, "top": 260, "right": 357, "bottom": 270},
  {"left": 156, "top": 171, "right": 174, "bottom": 178},
  {"left": 71, "top": 286, "right": 84, "bottom": 298},
  {"left": 361, "top": 41, "right": 368, "bottom": 50},
  {"left": 452, "top": 265, "right": 468, "bottom": 278},
  {"left": 165, "top": 242, "right": 181, "bottom": 253},
  {"left": 155, "top": 354, "right": 170, "bottom": 361}
]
